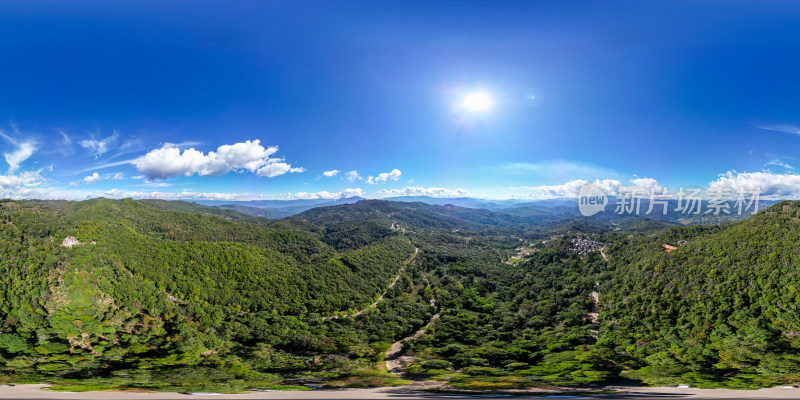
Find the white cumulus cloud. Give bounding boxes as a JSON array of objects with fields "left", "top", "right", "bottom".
[
  {"left": 322, "top": 169, "right": 340, "bottom": 177},
  {"left": 512, "top": 179, "right": 621, "bottom": 199},
  {"left": 629, "top": 177, "right": 666, "bottom": 193},
  {"left": 344, "top": 170, "right": 361, "bottom": 182},
  {"left": 132, "top": 140, "right": 304, "bottom": 180},
  {"left": 707, "top": 170, "right": 800, "bottom": 198},
  {"left": 510, "top": 178, "right": 664, "bottom": 199},
  {"left": 0, "top": 171, "right": 47, "bottom": 199},
  {"left": 256, "top": 163, "right": 305, "bottom": 178},
  {"left": 0, "top": 171, "right": 44, "bottom": 189},
  {"left": 366, "top": 169, "right": 401, "bottom": 184},
  {"left": 83, "top": 172, "right": 101, "bottom": 184}
]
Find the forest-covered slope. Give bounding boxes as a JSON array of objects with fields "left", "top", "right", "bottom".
[
  {"left": 598, "top": 201, "right": 800, "bottom": 388},
  {"left": 0, "top": 198, "right": 417, "bottom": 391},
  {"left": 293, "top": 199, "right": 548, "bottom": 230},
  {"left": 0, "top": 198, "right": 799, "bottom": 392},
  {"left": 137, "top": 199, "right": 262, "bottom": 221}
]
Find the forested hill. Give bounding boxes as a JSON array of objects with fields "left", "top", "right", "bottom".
[
  {"left": 292, "top": 199, "right": 548, "bottom": 230},
  {"left": 2, "top": 197, "right": 800, "bottom": 392},
  {"left": 137, "top": 199, "right": 262, "bottom": 221},
  {"left": 141, "top": 199, "right": 291, "bottom": 220},
  {"left": 0, "top": 198, "right": 420, "bottom": 390},
  {"left": 0, "top": 198, "right": 419, "bottom": 315},
  {"left": 599, "top": 200, "right": 800, "bottom": 388}
]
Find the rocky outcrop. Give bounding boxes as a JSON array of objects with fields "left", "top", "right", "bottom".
[{"left": 61, "top": 236, "right": 82, "bottom": 248}]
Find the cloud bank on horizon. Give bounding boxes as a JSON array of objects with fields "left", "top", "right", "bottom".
[{"left": 3, "top": 126, "right": 800, "bottom": 202}]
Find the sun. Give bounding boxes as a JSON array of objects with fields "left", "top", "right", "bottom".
[{"left": 462, "top": 92, "right": 493, "bottom": 112}]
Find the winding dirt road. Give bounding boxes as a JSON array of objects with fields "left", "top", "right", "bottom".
[
  {"left": 323, "top": 247, "right": 419, "bottom": 321},
  {"left": 385, "top": 309, "right": 441, "bottom": 374},
  {"left": 588, "top": 282, "right": 600, "bottom": 339}
]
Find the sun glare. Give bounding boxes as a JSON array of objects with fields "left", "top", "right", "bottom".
[{"left": 462, "top": 92, "right": 493, "bottom": 112}]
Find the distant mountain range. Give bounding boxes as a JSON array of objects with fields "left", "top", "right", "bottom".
[
  {"left": 195, "top": 196, "right": 368, "bottom": 218},
  {"left": 193, "top": 195, "right": 777, "bottom": 224}
]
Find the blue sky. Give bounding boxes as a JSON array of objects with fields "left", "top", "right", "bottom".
[{"left": 3, "top": 0, "right": 800, "bottom": 201}]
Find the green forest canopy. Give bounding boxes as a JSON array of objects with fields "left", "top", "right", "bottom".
[{"left": 1, "top": 197, "right": 799, "bottom": 391}]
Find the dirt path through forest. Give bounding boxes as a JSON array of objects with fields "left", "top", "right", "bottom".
[
  {"left": 590, "top": 245, "right": 606, "bottom": 338},
  {"left": 588, "top": 282, "right": 599, "bottom": 334},
  {"left": 385, "top": 307, "right": 441, "bottom": 374},
  {"left": 323, "top": 247, "right": 419, "bottom": 320}
]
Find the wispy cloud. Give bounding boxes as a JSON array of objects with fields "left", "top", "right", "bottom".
[
  {"left": 136, "top": 181, "right": 173, "bottom": 188},
  {"left": 78, "top": 158, "right": 138, "bottom": 173},
  {"left": 0, "top": 129, "right": 38, "bottom": 173},
  {"left": 60, "top": 131, "right": 72, "bottom": 146},
  {"left": 166, "top": 141, "right": 204, "bottom": 149},
  {"left": 345, "top": 170, "right": 361, "bottom": 182},
  {"left": 758, "top": 124, "right": 800, "bottom": 136},
  {"left": 492, "top": 160, "right": 617, "bottom": 181},
  {"left": 80, "top": 131, "right": 119, "bottom": 158},
  {"left": 56, "top": 130, "right": 75, "bottom": 156},
  {"left": 105, "top": 137, "right": 145, "bottom": 160},
  {"left": 765, "top": 159, "right": 794, "bottom": 170}
]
